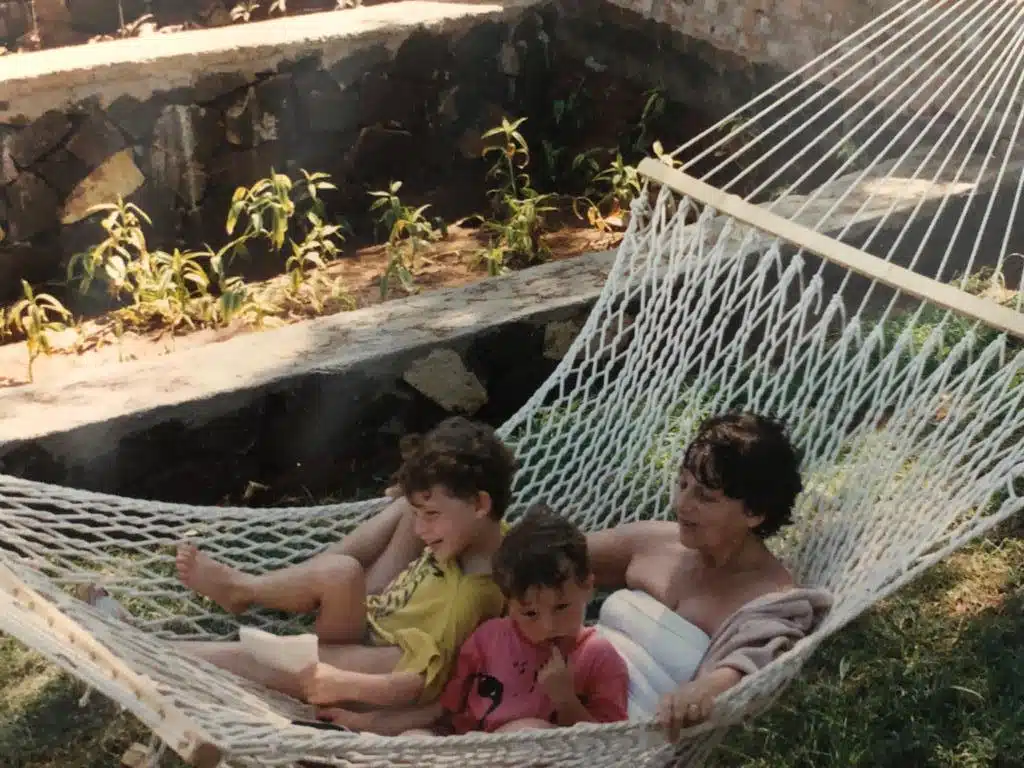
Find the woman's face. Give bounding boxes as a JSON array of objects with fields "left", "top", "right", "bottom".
[{"left": 673, "top": 468, "right": 763, "bottom": 552}]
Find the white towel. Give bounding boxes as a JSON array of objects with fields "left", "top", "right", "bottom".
[{"left": 239, "top": 627, "right": 319, "bottom": 675}]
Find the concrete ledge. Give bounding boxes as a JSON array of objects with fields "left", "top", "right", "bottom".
[
  {"left": 0, "top": 249, "right": 616, "bottom": 447},
  {"left": 0, "top": 0, "right": 543, "bottom": 121}
]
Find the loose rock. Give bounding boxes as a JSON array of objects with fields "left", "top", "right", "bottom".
[
  {"left": 61, "top": 148, "right": 145, "bottom": 225},
  {"left": 402, "top": 348, "right": 489, "bottom": 414}
]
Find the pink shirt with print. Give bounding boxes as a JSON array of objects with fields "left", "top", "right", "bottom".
[{"left": 439, "top": 616, "right": 629, "bottom": 734}]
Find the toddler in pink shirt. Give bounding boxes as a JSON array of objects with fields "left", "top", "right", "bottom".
[{"left": 438, "top": 504, "right": 628, "bottom": 733}]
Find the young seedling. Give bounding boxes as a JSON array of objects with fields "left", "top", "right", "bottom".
[
  {"left": 369, "top": 181, "right": 442, "bottom": 297},
  {"left": 3, "top": 280, "right": 72, "bottom": 382},
  {"left": 478, "top": 117, "right": 555, "bottom": 272}
]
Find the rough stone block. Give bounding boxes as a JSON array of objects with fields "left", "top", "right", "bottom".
[
  {"left": 66, "top": 113, "right": 126, "bottom": 170},
  {"left": 5, "top": 172, "right": 59, "bottom": 241},
  {"left": 192, "top": 71, "right": 250, "bottom": 104},
  {"left": 10, "top": 109, "right": 72, "bottom": 168},
  {"left": 402, "top": 348, "right": 488, "bottom": 415},
  {"left": 255, "top": 73, "right": 300, "bottom": 142},
  {"left": 106, "top": 94, "right": 164, "bottom": 142},
  {"left": 224, "top": 85, "right": 281, "bottom": 148},
  {"left": 543, "top": 318, "right": 583, "bottom": 360},
  {"left": 34, "top": 147, "right": 89, "bottom": 200},
  {"left": 150, "top": 105, "right": 217, "bottom": 206},
  {"left": 224, "top": 86, "right": 259, "bottom": 147},
  {"left": 0, "top": 1, "right": 29, "bottom": 42},
  {"left": 61, "top": 148, "right": 145, "bottom": 225},
  {"left": 209, "top": 141, "right": 287, "bottom": 192},
  {"left": 293, "top": 69, "right": 355, "bottom": 134},
  {"left": 0, "top": 128, "right": 18, "bottom": 186},
  {"left": 326, "top": 44, "right": 392, "bottom": 90},
  {"left": 344, "top": 125, "right": 418, "bottom": 185}
]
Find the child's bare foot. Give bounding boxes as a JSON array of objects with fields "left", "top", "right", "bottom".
[
  {"left": 299, "top": 661, "right": 351, "bottom": 706},
  {"left": 176, "top": 542, "right": 253, "bottom": 614}
]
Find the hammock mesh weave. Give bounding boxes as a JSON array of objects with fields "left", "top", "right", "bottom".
[{"left": 2, "top": 0, "right": 1024, "bottom": 764}]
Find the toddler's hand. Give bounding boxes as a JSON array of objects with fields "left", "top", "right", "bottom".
[{"left": 538, "top": 647, "right": 576, "bottom": 706}]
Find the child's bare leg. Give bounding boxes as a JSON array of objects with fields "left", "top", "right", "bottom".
[
  {"left": 334, "top": 495, "right": 424, "bottom": 595},
  {"left": 495, "top": 718, "right": 556, "bottom": 732},
  {"left": 177, "top": 641, "right": 403, "bottom": 702},
  {"left": 302, "top": 657, "right": 424, "bottom": 707},
  {"left": 176, "top": 547, "right": 367, "bottom": 644}
]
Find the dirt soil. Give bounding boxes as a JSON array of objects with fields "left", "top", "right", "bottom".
[{"left": 0, "top": 218, "right": 621, "bottom": 387}]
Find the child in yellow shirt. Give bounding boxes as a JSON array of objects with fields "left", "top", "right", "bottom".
[{"left": 174, "top": 417, "right": 515, "bottom": 710}]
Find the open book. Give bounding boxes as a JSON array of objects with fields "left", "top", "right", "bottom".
[{"left": 239, "top": 627, "right": 319, "bottom": 675}]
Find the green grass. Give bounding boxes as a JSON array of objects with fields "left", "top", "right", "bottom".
[
  {"left": 1, "top": 537, "right": 1020, "bottom": 767},
  {"left": 714, "top": 535, "right": 1024, "bottom": 768}
]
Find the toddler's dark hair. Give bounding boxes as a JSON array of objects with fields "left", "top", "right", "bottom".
[
  {"left": 682, "top": 411, "right": 803, "bottom": 538},
  {"left": 394, "top": 417, "right": 517, "bottom": 520},
  {"left": 493, "top": 504, "right": 590, "bottom": 599}
]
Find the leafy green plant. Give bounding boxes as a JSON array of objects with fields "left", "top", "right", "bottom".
[
  {"left": 477, "top": 117, "right": 556, "bottom": 274},
  {"left": 285, "top": 214, "right": 342, "bottom": 294},
  {"left": 573, "top": 150, "right": 643, "bottom": 231},
  {"left": 230, "top": 0, "right": 284, "bottom": 21},
  {"left": 632, "top": 88, "right": 666, "bottom": 154},
  {"left": 275, "top": 213, "right": 352, "bottom": 315},
  {"left": 225, "top": 169, "right": 338, "bottom": 267},
  {"left": 2, "top": 280, "right": 72, "bottom": 382},
  {"left": 479, "top": 193, "right": 557, "bottom": 275},
  {"left": 230, "top": 1, "right": 260, "bottom": 21},
  {"left": 369, "top": 181, "right": 442, "bottom": 298},
  {"left": 66, "top": 199, "right": 150, "bottom": 298},
  {"left": 482, "top": 117, "right": 534, "bottom": 205},
  {"left": 226, "top": 169, "right": 297, "bottom": 254},
  {"left": 129, "top": 247, "right": 214, "bottom": 332}
]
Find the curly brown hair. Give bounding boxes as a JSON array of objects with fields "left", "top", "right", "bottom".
[
  {"left": 492, "top": 504, "right": 589, "bottom": 600},
  {"left": 393, "top": 417, "right": 518, "bottom": 520}
]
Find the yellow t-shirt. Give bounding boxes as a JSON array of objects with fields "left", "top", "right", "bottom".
[{"left": 365, "top": 530, "right": 506, "bottom": 702}]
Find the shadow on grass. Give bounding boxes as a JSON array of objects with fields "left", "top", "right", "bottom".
[
  {"left": 714, "top": 540, "right": 1024, "bottom": 768},
  {"left": 0, "top": 634, "right": 186, "bottom": 768}
]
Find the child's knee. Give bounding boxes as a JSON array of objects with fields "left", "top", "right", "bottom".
[{"left": 312, "top": 552, "right": 365, "bottom": 590}]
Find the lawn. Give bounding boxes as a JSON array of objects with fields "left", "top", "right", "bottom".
[{"left": 1, "top": 535, "right": 1020, "bottom": 768}]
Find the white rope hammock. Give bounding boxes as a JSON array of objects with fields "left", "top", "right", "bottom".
[{"left": 3, "top": 0, "right": 1024, "bottom": 764}]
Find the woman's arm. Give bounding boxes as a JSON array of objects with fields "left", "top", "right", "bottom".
[{"left": 586, "top": 521, "right": 662, "bottom": 591}]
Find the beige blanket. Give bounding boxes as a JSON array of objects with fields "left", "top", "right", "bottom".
[{"left": 695, "top": 587, "right": 834, "bottom": 678}]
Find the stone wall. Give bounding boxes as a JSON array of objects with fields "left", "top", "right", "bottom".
[
  {"left": 0, "top": 1, "right": 560, "bottom": 302},
  {"left": 598, "top": 0, "right": 899, "bottom": 74}
]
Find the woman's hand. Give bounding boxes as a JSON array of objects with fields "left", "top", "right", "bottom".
[{"left": 656, "top": 667, "right": 742, "bottom": 741}]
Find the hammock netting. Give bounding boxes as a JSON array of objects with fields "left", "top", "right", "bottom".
[{"left": 2, "top": 0, "right": 1024, "bottom": 764}]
